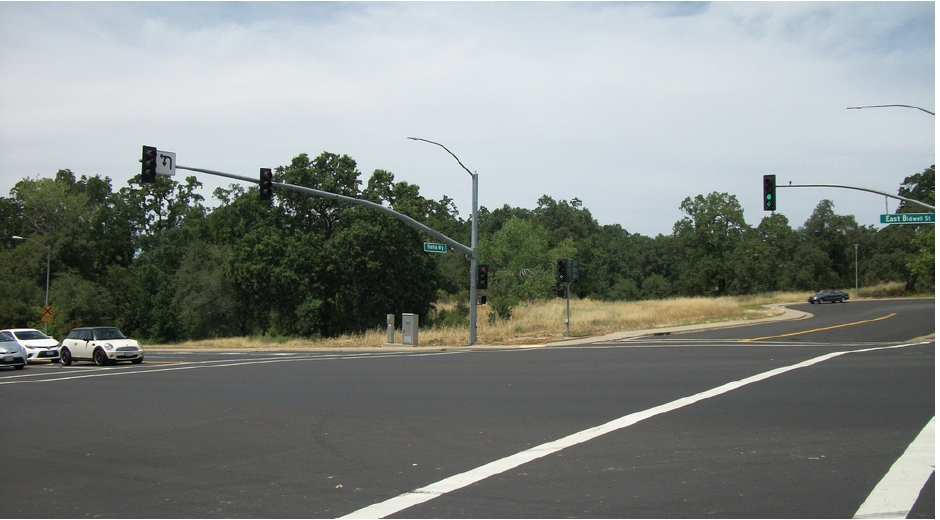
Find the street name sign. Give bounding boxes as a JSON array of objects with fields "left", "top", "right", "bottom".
[
  {"left": 881, "top": 213, "right": 935, "bottom": 225},
  {"left": 423, "top": 242, "right": 447, "bottom": 253},
  {"left": 156, "top": 150, "right": 176, "bottom": 176}
]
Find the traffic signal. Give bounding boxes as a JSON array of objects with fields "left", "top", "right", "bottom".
[
  {"left": 141, "top": 145, "right": 157, "bottom": 183},
  {"left": 571, "top": 260, "right": 580, "bottom": 283},
  {"left": 260, "top": 168, "right": 273, "bottom": 201},
  {"left": 477, "top": 264, "right": 489, "bottom": 290},
  {"left": 556, "top": 259, "right": 568, "bottom": 283},
  {"left": 763, "top": 174, "right": 776, "bottom": 211}
]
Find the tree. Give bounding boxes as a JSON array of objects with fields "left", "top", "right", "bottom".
[
  {"left": 798, "top": 200, "right": 859, "bottom": 288},
  {"left": 479, "top": 217, "right": 574, "bottom": 319},
  {"left": 672, "top": 192, "right": 748, "bottom": 296}
]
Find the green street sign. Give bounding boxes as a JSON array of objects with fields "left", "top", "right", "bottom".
[
  {"left": 423, "top": 242, "right": 448, "bottom": 253},
  {"left": 881, "top": 213, "right": 935, "bottom": 225}
]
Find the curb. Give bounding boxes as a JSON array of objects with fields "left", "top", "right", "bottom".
[{"left": 543, "top": 303, "right": 812, "bottom": 347}]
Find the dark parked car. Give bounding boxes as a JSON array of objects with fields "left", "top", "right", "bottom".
[{"left": 807, "top": 290, "right": 849, "bottom": 304}]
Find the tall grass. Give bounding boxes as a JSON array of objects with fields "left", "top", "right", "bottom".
[{"left": 167, "top": 282, "right": 926, "bottom": 350}]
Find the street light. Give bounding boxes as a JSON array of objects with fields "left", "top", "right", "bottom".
[
  {"left": 847, "top": 104, "right": 935, "bottom": 116},
  {"left": 407, "top": 137, "right": 480, "bottom": 345},
  {"left": 11, "top": 236, "right": 51, "bottom": 334}
]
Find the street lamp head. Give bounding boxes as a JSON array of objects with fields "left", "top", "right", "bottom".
[{"left": 11, "top": 235, "right": 23, "bottom": 240}]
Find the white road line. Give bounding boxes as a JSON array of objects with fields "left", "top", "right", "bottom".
[
  {"left": 0, "top": 350, "right": 463, "bottom": 385},
  {"left": 854, "top": 417, "right": 935, "bottom": 519},
  {"left": 340, "top": 341, "right": 931, "bottom": 519}
]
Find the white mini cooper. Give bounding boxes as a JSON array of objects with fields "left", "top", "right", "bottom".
[{"left": 60, "top": 327, "right": 144, "bottom": 366}]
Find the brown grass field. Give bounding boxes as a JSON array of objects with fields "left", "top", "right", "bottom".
[{"left": 165, "top": 282, "right": 925, "bottom": 350}]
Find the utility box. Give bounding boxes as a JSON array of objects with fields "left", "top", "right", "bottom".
[
  {"left": 401, "top": 313, "right": 418, "bottom": 346},
  {"left": 386, "top": 314, "right": 395, "bottom": 344}
]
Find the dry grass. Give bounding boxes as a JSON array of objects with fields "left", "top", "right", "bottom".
[
  {"left": 168, "top": 295, "right": 776, "bottom": 350},
  {"left": 165, "top": 282, "right": 928, "bottom": 350}
]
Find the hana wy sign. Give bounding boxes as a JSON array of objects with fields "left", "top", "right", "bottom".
[
  {"left": 423, "top": 242, "right": 447, "bottom": 253},
  {"left": 881, "top": 213, "right": 935, "bottom": 225}
]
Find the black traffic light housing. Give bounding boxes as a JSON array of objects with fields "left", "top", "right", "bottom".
[
  {"left": 260, "top": 168, "right": 273, "bottom": 201},
  {"left": 763, "top": 174, "right": 776, "bottom": 211},
  {"left": 570, "top": 260, "right": 580, "bottom": 283},
  {"left": 477, "top": 264, "right": 489, "bottom": 290},
  {"left": 556, "top": 259, "right": 568, "bottom": 283},
  {"left": 141, "top": 145, "right": 157, "bottom": 184}
]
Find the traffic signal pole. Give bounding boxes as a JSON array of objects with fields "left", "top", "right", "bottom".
[
  {"left": 469, "top": 171, "right": 479, "bottom": 345},
  {"left": 174, "top": 164, "right": 473, "bottom": 257},
  {"left": 778, "top": 183, "right": 935, "bottom": 212}
]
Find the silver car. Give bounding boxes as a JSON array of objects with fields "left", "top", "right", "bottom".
[
  {"left": 0, "top": 328, "right": 60, "bottom": 363},
  {"left": 0, "top": 331, "right": 27, "bottom": 370}
]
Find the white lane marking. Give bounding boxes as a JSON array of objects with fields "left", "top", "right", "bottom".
[
  {"left": 340, "top": 341, "right": 931, "bottom": 519},
  {"left": 854, "top": 417, "right": 935, "bottom": 519},
  {"left": 0, "top": 350, "right": 464, "bottom": 385}
]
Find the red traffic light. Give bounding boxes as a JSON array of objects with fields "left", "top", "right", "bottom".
[
  {"left": 141, "top": 145, "right": 158, "bottom": 183},
  {"left": 477, "top": 264, "right": 489, "bottom": 290},
  {"left": 259, "top": 168, "right": 274, "bottom": 201}
]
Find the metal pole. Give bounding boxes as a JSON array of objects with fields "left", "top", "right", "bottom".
[
  {"left": 469, "top": 173, "right": 479, "bottom": 346},
  {"left": 407, "top": 137, "right": 480, "bottom": 346},
  {"left": 176, "top": 165, "right": 472, "bottom": 256},
  {"left": 44, "top": 247, "right": 50, "bottom": 334},
  {"left": 565, "top": 280, "right": 571, "bottom": 338},
  {"left": 847, "top": 104, "right": 935, "bottom": 116},
  {"left": 779, "top": 183, "right": 935, "bottom": 212},
  {"left": 855, "top": 244, "right": 859, "bottom": 301}
]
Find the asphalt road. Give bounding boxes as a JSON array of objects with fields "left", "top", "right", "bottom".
[{"left": 0, "top": 298, "right": 933, "bottom": 518}]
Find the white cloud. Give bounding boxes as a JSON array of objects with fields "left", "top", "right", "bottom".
[{"left": 0, "top": 2, "right": 933, "bottom": 237}]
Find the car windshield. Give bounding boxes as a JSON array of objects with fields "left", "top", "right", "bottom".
[
  {"left": 13, "top": 330, "right": 50, "bottom": 340},
  {"left": 94, "top": 328, "right": 127, "bottom": 340},
  {"left": 0, "top": 331, "right": 14, "bottom": 342}
]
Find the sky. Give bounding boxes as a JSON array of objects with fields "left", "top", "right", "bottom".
[{"left": 0, "top": 2, "right": 934, "bottom": 238}]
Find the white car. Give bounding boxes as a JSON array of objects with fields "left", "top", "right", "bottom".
[
  {"left": 60, "top": 327, "right": 144, "bottom": 366},
  {"left": 0, "top": 328, "right": 60, "bottom": 363},
  {"left": 0, "top": 331, "right": 27, "bottom": 370}
]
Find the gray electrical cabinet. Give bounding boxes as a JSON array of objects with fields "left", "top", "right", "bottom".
[{"left": 402, "top": 313, "right": 418, "bottom": 346}]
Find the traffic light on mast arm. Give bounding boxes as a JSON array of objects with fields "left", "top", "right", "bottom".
[
  {"left": 477, "top": 264, "right": 489, "bottom": 290},
  {"left": 259, "top": 168, "right": 273, "bottom": 201},
  {"left": 140, "top": 146, "right": 157, "bottom": 184},
  {"left": 763, "top": 174, "right": 776, "bottom": 211},
  {"left": 556, "top": 259, "right": 568, "bottom": 283}
]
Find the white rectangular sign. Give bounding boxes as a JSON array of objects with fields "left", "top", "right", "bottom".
[{"left": 156, "top": 150, "right": 176, "bottom": 176}]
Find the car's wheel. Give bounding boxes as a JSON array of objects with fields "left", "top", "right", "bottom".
[
  {"left": 14, "top": 364, "right": 24, "bottom": 370},
  {"left": 93, "top": 348, "right": 109, "bottom": 366},
  {"left": 132, "top": 356, "right": 143, "bottom": 364},
  {"left": 60, "top": 348, "right": 72, "bottom": 366}
]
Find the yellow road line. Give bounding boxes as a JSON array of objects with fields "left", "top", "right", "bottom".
[{"left": 741, "top": 313, "right": 897, "bottom": 342}]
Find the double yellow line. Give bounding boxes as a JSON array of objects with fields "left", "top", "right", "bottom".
[{"left": 741, "top": 313, "right": 897, "bottom": 342}]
